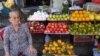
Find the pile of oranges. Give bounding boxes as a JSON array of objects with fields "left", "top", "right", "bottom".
[
  {"left": 70, "top": 10, "right": 94, "bottom": 21},
  {"left": 42, "top": 39, "right": 74, "bottom": 55}
]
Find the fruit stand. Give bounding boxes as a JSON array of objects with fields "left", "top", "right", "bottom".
[
  {"left": 0, "top": 0, "right": 100, "bottom": 56},
  {"left": 26, "top": 8, "right": 98, "bottom": 56}
]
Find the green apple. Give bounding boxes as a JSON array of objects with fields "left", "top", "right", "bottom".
[
  {"left": 59, "top": 15, "right": 62, "bottom": 18},
  {"left": 62, "top": 14, "right": 66, "bottom": 18},
  {"left": 49, "top": 14, "right": 52, "bottom": 18}
]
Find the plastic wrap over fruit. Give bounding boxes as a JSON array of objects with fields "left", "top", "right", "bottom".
[{"left": 45, "top": 35, "right": 50, "bottom": 43}]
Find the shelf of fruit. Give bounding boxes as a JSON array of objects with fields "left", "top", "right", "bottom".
[
  {"left": 27, "top": 11, "right": 48, "bottom": 21},
  {"left": 95, "top": 23, "right": 100, "bottom": 35},
  {"left": 47, "top": 14, "right": 69, "bottom": 21},
  {"left": 28, "top": 22, "right": 45, "bottom": 34},
  {"left": 44, "top": 33, "right": 70, "bottom": 35},
  {"left": 69, "top": 22, "right": 98, "bottom": 35},
  {"left": 45, "top": 23, "right": 69, "bottom": 34},
  {"left": 42, "top": 39, "right": 74, "bottom": 56},
  {"left": 69, "top": 10, "right": 100, "bottom": 21}
]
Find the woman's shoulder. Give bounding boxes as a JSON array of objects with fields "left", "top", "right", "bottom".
[
  {"left": 4, "top": 25, "right": 12, "bottom": 33},
  {"left": 5, "top": 25, "right": 12, "bottom": 30}
]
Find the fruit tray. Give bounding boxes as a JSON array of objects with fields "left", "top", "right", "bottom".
[
  {"left": 54, "top": 55, "right": 78, "bottom": 56},
  {"left": 42, "top": 54, "right": 78, "bottom": 56},
  {"left": 71, "top": 33, "right": 98, "bottom": 35},
  {"left": 69, "top": 10, "right": 96, "bottom": 21},
  {"left": 27, "top": 19, "right": 46, "bottom": 21},
  {"left": 31, "top": 32, "right": 44, "bottom": 34},
  {"left": 44, "top": 32, "right": 70, "bottom": 35},
  {"left": 47, "top": 20, "right": 68, "bottom": 21}
]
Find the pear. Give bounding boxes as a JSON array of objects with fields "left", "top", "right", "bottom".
[
  {"left": 95, "top": 14, "right": 100, "bottom": 21},
  {"left": 89, "top": 14, "right": 94, "bottom": 21}
]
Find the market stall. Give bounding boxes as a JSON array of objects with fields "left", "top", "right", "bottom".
[{"left": 0, "top": 0, "right": 100, "bottom": 56}]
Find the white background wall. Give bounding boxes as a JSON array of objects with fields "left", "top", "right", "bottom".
[{"left": 52, "top": 0, "right": 64, "bottom": 10}]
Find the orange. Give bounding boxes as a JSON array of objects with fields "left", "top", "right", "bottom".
[
  {"left": 72, "top": 14, "right": 76, "bottom": 17},
  {"left": 51, "top": 47, "right": 56, "bottom": 51},
  {"left": 57, "top": 47, "right": 60, "bottom": 50},
  {"left": 70, "top": 45, "right": 74, "bottom": 49},
  {"left": 76, "top": 14, "right": 79, "bottom": 18},
  {"left": 74, "top": 11, "right": 79, "bottom": 14},
  {"left": 85, "top": 17, "right": 90, "bottom": 21},
  {"left": 82, "top": 18, "right": 85, "bottom": 21},
  {"left": 83, "top": 14, "right": 88, "bottom": 18},
  {"left": 74, "top": 17, "right": 78, "bottom": 21},
  {"left": 78, "top": 18, "right": 82, "bottom": 21},
  {"left": 45, "top": 46, "right": 48, "bottom": 50},
  {"left": 49, "top": 44, "right": 52, "bottom": 47},
  {"left": 57, "top": 39, "right": 62, "bottom": 43},
  {"left": 79, "top": 11, "right": 83, "bottom": 14},
  {"left": 61, "top": 42, "right": 65, "bottom": 46},
  {"left": 83, "top": 10, "right": 87, "bottom": 14},
  {"left": 58, "top": 51, "right": 61, "bottom": 54},
  {"left": 80, "top": 14, "right": 84, "bottom": 18},
  {"left": 42, "top": 49, "right": 46, "bottom": 53}
]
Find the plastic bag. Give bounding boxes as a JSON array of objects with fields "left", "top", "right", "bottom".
[
  {"left": 0, "top": 28, "right": 5, "bottom": 41},
  {"left": 45, "top": 35, "right": 50, "bottom": 43},
  {"left": 0, "top": 2, "right": 3, "bottom": 11}
]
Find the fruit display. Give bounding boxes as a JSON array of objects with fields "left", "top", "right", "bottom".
[
  {"left": 70, "top": 10, "right": 95, "bottom": 21},
  {"left": 28, "top": 22, "right": 45, "bottom": 33},
  {"left": 42, "top": 39, "right": 74, "bottom": 56},
  {"left": 27, "top": 11, "right": 48, "bottom": 21},
  {"left": 95, "top": 23, "right": 100, "bottom": 35},
  {"left": 69, "top": 22, "right": 96, "bottom": 35},
  {"left": 95, "top": 13, "right": 100, "bottom": 21},
  {"left": 88, "top": 12, "right": 100, "bottom": 21},
  {"left": 48, "top": 14, "right": 69, "bottom": 21},
  {"left": 45, "top": 23, "right": 68, "bottom": 34}
]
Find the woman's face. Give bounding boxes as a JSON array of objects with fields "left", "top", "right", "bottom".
[{"left": 9, "top": 11, "right": 21, "bottom": 25}]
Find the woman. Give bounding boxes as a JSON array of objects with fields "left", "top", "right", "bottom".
[{"left": 3, "top": 9, "right": 37, "bottom": 56}]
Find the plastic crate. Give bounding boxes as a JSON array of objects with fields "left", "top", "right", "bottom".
[
  {"left": 84, "top": 2, "right": 100, "bottom": 12},
  {"left": 93, "top": 48, "right": 100, "bottom": 56}
]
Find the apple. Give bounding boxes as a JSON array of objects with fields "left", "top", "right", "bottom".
[
  {"left": 28, "top": 22, "right": 45, "bottom": 33},
  {"left": 45, "top": 23, "right": 68, "bottom": 34}
]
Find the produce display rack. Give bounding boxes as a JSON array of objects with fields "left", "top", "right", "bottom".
[
  {"left": 27, "top": 9, "right": 100, "bottom": 55},
  {"left": 0, "top": 7, "right": 100, "bottom": 56},
  {"left": 44, "top": 32, "right": 70, "bottom": 35}
]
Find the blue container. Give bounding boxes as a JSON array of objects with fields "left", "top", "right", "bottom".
[{"left": 93, "top": 48, "right": 100, "bottom": 56}]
